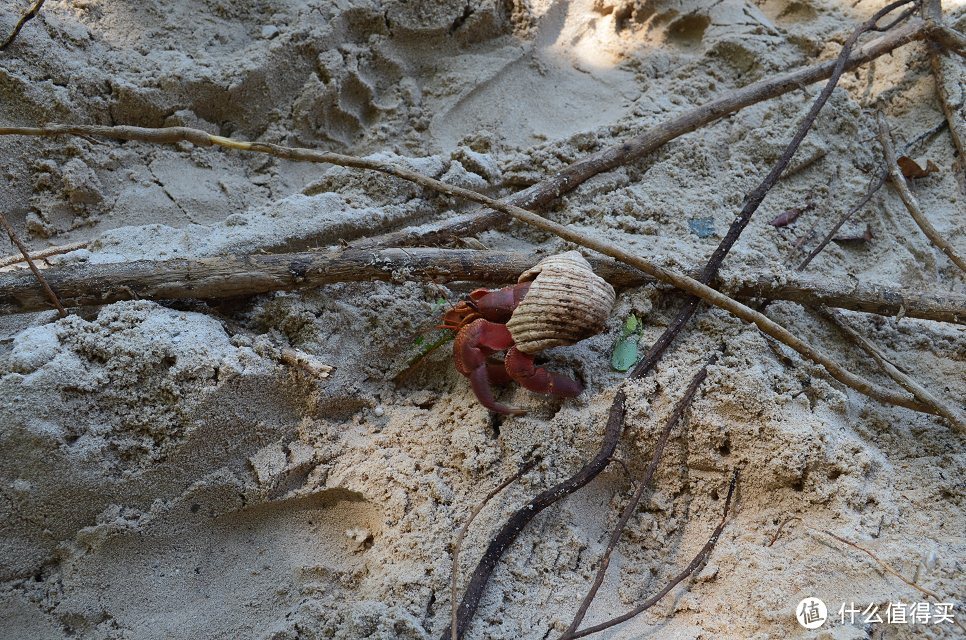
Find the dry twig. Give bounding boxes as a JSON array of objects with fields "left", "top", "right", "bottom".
[
  {"left": 451, "top": 460, "right": 537, "bottom": 640},
  {"left": 0, "top": 240, "right": 88, "bottom": 269},
  {"left": 815, "top": 306, "right": 965, "bottom": 432},
  {"left": 2, "top": 248, "right": 963, "bottom": 323},
  {"left": 809, "top": 528, "right": 941, "bottom": 600},
  {"left": 797, "top": 120, "right": 946, "bottom": 268},
  {"left": 768, "top": 516, "right": 802, "bottom": 547},
  {"left": 877, "top": 112, "right": 966, "bottom": 271},
  {"left": 563, "top": 356, "right": 716, "bottom": 636},
  {"left": 923, "top": 3, "right": 966, "bottom": 170},
  {"left": 0, "top": 212, "right": 65, "bottom": 317},
  {"left": 563, "top": 471, "right": 738, "bottom": 640},
  {"left": 0, "top": 0, "right": 46, "bottom": 50}
]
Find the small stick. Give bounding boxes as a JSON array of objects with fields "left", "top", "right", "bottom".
[
  {"left": 815, "top": 306, "right": 965, "bottom": 432},
  {"left": 809, "top": 528, "right": 941, "bottom": 600},
  {"left": 877, "top": 112, "right": 966, "bottom": 272},
  {"left": 2, "top": 248, "right": 964, "bottom": 323},
  {"left": 768, "top": 516, "right": 802, "bottom": 547},
  {"left": 563, "top": 471, "right": 738, "bottom": 640},
  {"left": 0, "top": 212, "right": 65, "bottom": 317},
  {"left": 928, "top": 51, "right": 966, "bottom": 168},
  {"left": 921, "top": 0, "right": 965, "bottom": 157},
  {"left": 798, "top": 120, "right": 946, "bottom": 269},
  {"left": 564, "top": 356, "right": 716, "bottom": 635},
  {"left": 278, "top": 348, "right": 333, "bottom": 379},
  {"left": 0, "top": 240, "right": 88, "bottom": 269},
  {"left": 925, "top": 16, "right": 966, "bottom": 56},
  {"left": 451, "top": 459, "right": 537, "bottom": 640},
  {"left": 0, "top": 0, "right": 46, "bottom": 50}
]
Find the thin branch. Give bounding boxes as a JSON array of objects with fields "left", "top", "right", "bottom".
[
  {"left": 877, "top": 112, "right": 966, "bottom": 272},
  {"left": 809, "top": 528, "right": 941, "bottom": 600},
  {"left": 564, "top": 471, "right": 739, "bottom": 640},
  {"left": 0, "top": 0, "right": 46, "bottom": 51},
  {"left": 451, "top": 459, "right": 537, "bottom": 640},
  {"left": 925, "top": 20, "right": 966, "bottom": 56},
  {"left": 564, "top": 356, "right": 716, "bottom": 636},
  {"left": 2, "top": 248, "right": 963, "bottom": 323},
  {"left": 927, "top": 49, "right": 966, "bottom": 167},
  {"left": 921, "top": 0, "right": 965, "bottom": 178},
  {"left": 0, "top": 240, "right": 88, "bottom": 269},
  {"left": 0, "top": 212, "right": 65, "bottom": 317},
  {"left": 922, "top": 3, "right": 966, "bottom": 167},
  {"left": 768, "top": 516, "right": 802, "bottom": 547},
  {"left": 797, "top": 120, "right": 946, "bottom": 269},
  {"left": 351, "top": 18, "right": 929, "bottom": 251},
  {"left": 815, "top": 305, "right": 966, "bottom": 432}
]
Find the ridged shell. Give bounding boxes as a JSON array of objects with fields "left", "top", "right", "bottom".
[{"left": 505, "top": 251, "right": 616, "bottom": 354}]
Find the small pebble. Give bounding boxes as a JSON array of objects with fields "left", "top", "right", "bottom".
[
  {"left": 373, "top": 405, "right": 385, "bottom": 417},
  {"left": 261, "top": 25, "right": 279, "bottom": 39}
]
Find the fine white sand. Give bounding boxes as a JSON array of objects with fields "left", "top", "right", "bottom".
[{"left": 1, "top": 1, "right": 963, "bottom": 638}]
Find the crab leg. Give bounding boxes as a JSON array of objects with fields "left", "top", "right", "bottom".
[
  {"left": 454, "top": 319, "right": 525, "bottom": 415},
  {"left": 504, "top": 347, "right": 583, "bottom": 398}
]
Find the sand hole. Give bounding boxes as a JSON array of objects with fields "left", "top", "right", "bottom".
[{"left": 665, "top": 14, "right": 710, "bottom": 50}]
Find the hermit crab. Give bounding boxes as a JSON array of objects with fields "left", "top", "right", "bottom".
[{"left": 440, "top": 251, "right": 616, "bottom": 415}]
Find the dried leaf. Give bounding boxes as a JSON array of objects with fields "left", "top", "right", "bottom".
[
  {"left": 897, "top": 156, "right": 939, "bottom": 179},
  {"left": 833, "top": 223, "right": 873, "bottom": 244},
  {"left": 769, "top": 208, "right": 803, "bottom": 227},
  {"left": 611, "top": 337, "right": 638, "bottom": 372}
]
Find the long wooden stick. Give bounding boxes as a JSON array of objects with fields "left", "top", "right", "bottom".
[
  {"left": 815, "top": 306, "right": 965, "bottom": 432},
  {"left": 0, "top": 22, "right": 933, "bottom": 259},
  {"left": 2, "top": 248, "right": 963, "bottom": 323},
  {"left": 0, "top": 0, "right": 47, "bottom": 50},
  {"left": 352, "top": 19, "right": 931, "bottom": 251},
  {"left": 877, "top": 112, "right": 966, "bottom": 272}
]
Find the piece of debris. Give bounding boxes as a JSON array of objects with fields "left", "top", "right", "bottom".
[
  {"left": 897, "top": 156, "right": 939, "bottom": 179},
  {"left": 832, "top": 223, "right": 873, "bottom": 244},
  {"left": 769, "top": 202, "right": 814, "bottom": 228},
  {"left": 280, "top": 348, "right": 334, "bottom": 379},
  {"left": 688, "top": 217, "right": 715, "bottom": 238}
]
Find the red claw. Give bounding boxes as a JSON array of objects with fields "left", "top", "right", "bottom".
[
  {"left": 446, "top": 281, "right": 580, "bottom": 415},
  {"left": 505, "top": 347, "right": 583, "bottom": 398},
  {"left": 439, "top": 283, "right": 531, "bottom": 330},
  {"left": 453, "top": 319, "right": 524, "bottom": 415}
]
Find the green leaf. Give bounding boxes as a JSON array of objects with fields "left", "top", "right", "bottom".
[
  {"left": 623, "top": 313, "right": 639, "bottom": 335},
  {"left": 611, "top": 337, "right": 638, "bottom": 372}
]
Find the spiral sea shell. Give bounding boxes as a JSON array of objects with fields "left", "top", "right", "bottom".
[{"left": 505, "top": 251, "right": 616, "bottom": 354}]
